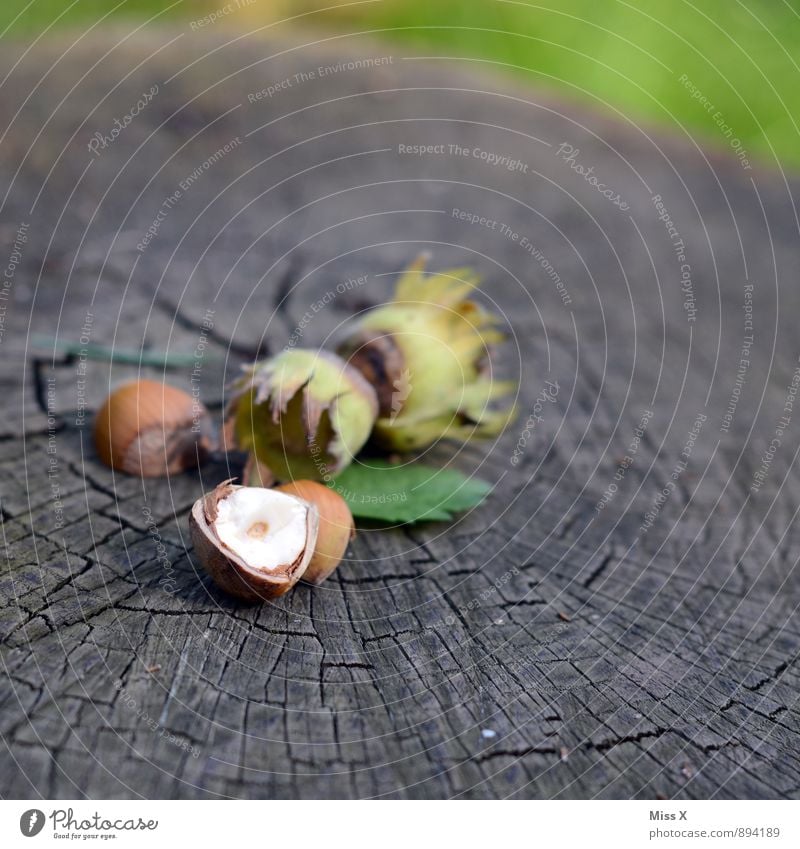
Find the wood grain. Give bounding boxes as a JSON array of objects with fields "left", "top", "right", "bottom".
[{"left": 1, "top": 26, "right": 799, "bottom": 799}]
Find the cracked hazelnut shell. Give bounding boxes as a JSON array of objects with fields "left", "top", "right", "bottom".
[{"left": 189, "top": 480, "right": 319, "bottom": 601}]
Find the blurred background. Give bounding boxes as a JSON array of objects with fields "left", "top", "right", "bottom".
[{"left": 3, "top": 0, "right": 799, "bottom": 169}]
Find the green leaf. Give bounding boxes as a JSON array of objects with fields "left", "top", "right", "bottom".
[{"left": 331, "top": 461, "right": 492, "bottom": 524}]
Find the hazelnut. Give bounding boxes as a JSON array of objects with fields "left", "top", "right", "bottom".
[
  {"left": 229, "top": 349, "right": 378, "bottom": 481},
  {"left": 338, "top": 255, "right": 516, "bottom": 451},
  {"left": 276, "top": 480, "right": 355, "bottom": 585},
  {"left": 94, "top": 379, "right": 213, "bottom": 477},
  {"left": 190, "top": 481, "right": 319, "bottom": 601}
]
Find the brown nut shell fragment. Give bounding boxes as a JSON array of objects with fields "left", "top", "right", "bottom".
[{"left": 189, "top": 480, "right": 319, "bottom": 601}]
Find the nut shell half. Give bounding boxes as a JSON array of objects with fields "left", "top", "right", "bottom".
[{"left": 190, "top": 481, "right": 319, "bottom": 601}]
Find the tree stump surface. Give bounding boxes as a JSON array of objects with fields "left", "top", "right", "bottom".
[{"left": 1, "top": 27, "right": 799, "bottom": 799}]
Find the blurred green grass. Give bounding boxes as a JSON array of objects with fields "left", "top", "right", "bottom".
[{"left": 3, "top": 0, "right": 800, "bottom": 169}]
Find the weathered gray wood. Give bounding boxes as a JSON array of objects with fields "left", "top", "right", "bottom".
[{"left": 1, "top": 26, "right": 799, "bottom": 799}]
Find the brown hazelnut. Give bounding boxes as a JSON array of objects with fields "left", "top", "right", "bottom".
[
  {"left": 190, "top": 480, "right": 319, "bottom": 601},
  {"left": 276, "top": 480, "right": 355, "bottom": 585},
  {"left": 94, "top": 379, "right": 212, "bottom": 477}
]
